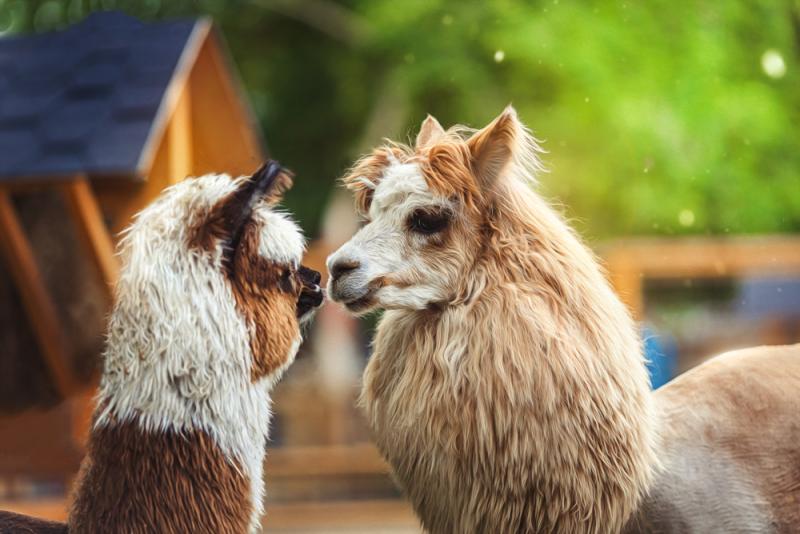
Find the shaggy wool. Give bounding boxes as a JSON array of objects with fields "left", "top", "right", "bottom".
[{"left": 329, "top": 108, "right": 658, "bottom": 533}]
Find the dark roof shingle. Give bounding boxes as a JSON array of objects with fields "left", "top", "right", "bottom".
[{"left": 0, "top": 11, "right": 198, "bottom": 182}]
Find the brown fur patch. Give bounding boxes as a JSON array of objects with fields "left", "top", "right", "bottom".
[
  {"left": 382, "top": 275, "right": 414, "bottom": 290},
  {"left": 229, "top": 223, "right": 300, "bottom": 382},
  {"left": 186, "top": 188, "right": 236, "bottom": 255},
  {"left": 69, "top": 420, "right": 250, "bottom": 534},
  {"left": 186, "top": 168, "right": 293, "bottom": 256},
  {"left": 420, "top": 141, "right": 481, "bottom": 209}
]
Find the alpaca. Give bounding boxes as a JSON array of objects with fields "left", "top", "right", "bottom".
[
  {"left": 326, "top": 108, "right": 800, "bottom": 533},
  {"left": 0, "top": 161, "right": 323, "bottom": 533}
]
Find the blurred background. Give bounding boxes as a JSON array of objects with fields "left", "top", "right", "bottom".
[{"left": 0, "top": 1, "right": 798, "bottom": 532}]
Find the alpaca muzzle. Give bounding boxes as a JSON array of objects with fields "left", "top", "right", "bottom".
[{"left": 296, "top": 265, "right": 323, "bottom": 320}]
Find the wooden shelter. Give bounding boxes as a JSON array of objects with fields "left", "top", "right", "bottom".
[{"left": 0, "top": 11, "right": 264, "bottom": 489}]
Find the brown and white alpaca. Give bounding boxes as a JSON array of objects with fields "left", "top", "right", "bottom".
[
  {"left": 0, "top": 162, "right": 323, "bottom": 533},
  {"left": 326, "top": 108, "right": 800, "bottom": 533}
]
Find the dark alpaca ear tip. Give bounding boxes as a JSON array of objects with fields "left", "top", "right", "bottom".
[
  {"left": 245, "top": 160, "right": 294, "bottom": 198},
  {"left": 250, "top": 160, "right": 284, "bottom": 199},
  {"left": 220, "top": 160, "right": 293, "bottom": 274}
]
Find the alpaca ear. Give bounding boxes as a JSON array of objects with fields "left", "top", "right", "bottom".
[
  {"left": 466, "top": 106, "right": 519, "bottom": 190},
  {"left": 416, "top": 114, "right": 445, "bottom": 150}
]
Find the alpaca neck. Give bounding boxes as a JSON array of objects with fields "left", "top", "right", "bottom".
[
  {"left": 70, "top": 339, "right": 273, "bottom": 533},
  {"left": 469, "top": 182, "right": 659, "bottom": 528},
  {"left": 70, "top": 415, "right": 255, "bottom": 533}
]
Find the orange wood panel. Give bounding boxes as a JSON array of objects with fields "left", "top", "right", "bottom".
[
  {"left": 96, "top": 145, "right": 173, "bottom": 236},
  {"left": 69, "top": 388, "right": 96, "bottom": 448},
  {"left": 188, "top": 34, "right": 264, "bottom": 177}
]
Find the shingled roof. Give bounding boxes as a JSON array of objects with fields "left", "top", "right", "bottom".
[{"left": 0, "top": 11, "right": 205, "bottom": 182}]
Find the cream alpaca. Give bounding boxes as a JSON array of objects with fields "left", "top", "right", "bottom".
[
  {"left": 1, "top": 162, "right": 323, "bottom": 534},
  {"left": 327, "top": 109, "right": 800, "bottom": 533}
]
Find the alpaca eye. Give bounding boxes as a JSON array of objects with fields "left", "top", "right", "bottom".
[
  {"left": 279, "top": 268, "right": 294, "bottom": 293},
  {"left": 408, "top": 209, "right": 450, "bottom": 235}
]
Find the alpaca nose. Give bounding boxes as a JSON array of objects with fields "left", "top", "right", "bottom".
[{"left": 329, "top": 259, "right": 361, "bottom": 281}]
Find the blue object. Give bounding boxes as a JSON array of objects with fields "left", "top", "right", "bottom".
[{"left": 642, "top": 324, "right": 678, "bottom": 389}]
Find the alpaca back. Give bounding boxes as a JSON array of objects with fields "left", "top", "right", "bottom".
[{"left": 626, "top": 344, "right": 800, "bottom": 533}]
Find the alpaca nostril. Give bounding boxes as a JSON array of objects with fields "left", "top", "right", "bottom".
[{"left": 330, "top": 259, "right": 360, "bottom": 281}]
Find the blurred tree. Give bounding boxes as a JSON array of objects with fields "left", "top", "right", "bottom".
[{"left": 3, "top": 0, "right": 798, "bottom": 239}]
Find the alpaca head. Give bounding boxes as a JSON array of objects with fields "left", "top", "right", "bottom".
[
  {"left": 327, "top": 106, "right": 542, "bottom": 314},
  {"left": 100, "top": 162, "right": 323, "bottom": 430}
]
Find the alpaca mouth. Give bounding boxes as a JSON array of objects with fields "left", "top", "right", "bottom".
[
  {"left": 341, "top": 290, "right": 376, "bottom": 313},
  {"left": 296, "top": 265, "right": 324, "bottom": 320}
]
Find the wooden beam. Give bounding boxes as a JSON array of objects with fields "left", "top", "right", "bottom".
[
  {"left": 0, "top": 498, "right": 68, "bottom": 522},
  {"left": 0, "top": 498, "right": 423, "bottom": 531},
  {"left": 601, "top": 236, "right": 800, "bottom": 319},
  {"left": 605, "top": 256, "right": 644, "bottom": 319},
  {"left": 602, "top": 237, "right": 800, "bottom": 280},
  {"left": 167, "top": 86, "right": 193, "bottom": 184},
  {"left": 0, "top": 189, "right": 78, "bottom": 397},
  {"left": 59, "top": 177, "right": 119, "bottom": 298}
]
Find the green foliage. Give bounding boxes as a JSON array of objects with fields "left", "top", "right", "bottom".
[{"left": 4, "top": 0, "right": 799, "bottom": 239}]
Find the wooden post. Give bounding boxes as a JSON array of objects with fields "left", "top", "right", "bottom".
[
  {"left": 60, "top": 176, "right": 119, "bottom": 298},
  {"left": 69, "top": 389, "right": 95, "bottom": 448},
  {"left": 605, "top": 252, "right": 644, "bottom": 320},
  {"left": 0, "top": 188, "right": 78, "bottom": 397}
]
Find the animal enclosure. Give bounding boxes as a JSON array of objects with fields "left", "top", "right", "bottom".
[{"left": 1, "top": 2, "right": 799, "bottom": 532}]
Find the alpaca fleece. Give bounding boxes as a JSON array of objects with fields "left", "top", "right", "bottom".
[
  {"left": 331, "top": 109, "right": 800, "bottom": 533},
  {"left": 331, "top": 109, "right": 657, "bottom": 533}
]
